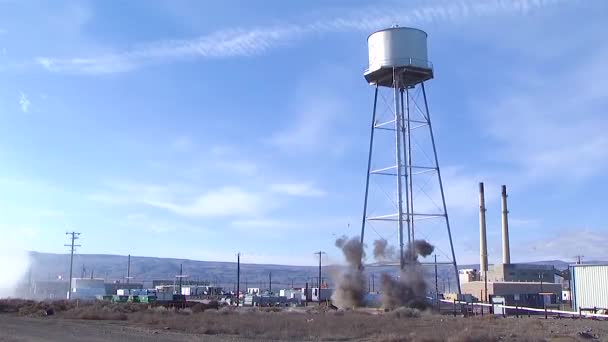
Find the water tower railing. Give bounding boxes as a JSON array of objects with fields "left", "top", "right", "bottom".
[{"left": 365, "top": 57, "right": 433, "bottom": 73}]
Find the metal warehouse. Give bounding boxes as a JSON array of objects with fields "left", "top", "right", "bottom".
[{"left": 570, "top": 264, "right": 608, "bottom": 311}]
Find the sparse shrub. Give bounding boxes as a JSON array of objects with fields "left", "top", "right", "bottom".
[
  {"left": 64, "top": 306, "right": 128, "bottom": 321},
  {"left": 328, "top": 309, "right": 345, "bottom": 316},
  {"left": 191, "top": 301, "right": 219, "bottom": 313},
  {"left": 211, "top": 306, "right": 233, "bottom": 315},
  {"left": 390, "top": 307, "right": 421, "bottom": 318},
  {"left": 447, "top": 328, "right": 498, "bottom": 342},
  {"left": 236, "top": 307, "right": 258, "bottom": 314},
  {"left": 179, "top": 308, "right": 192, "bottom": 315}
]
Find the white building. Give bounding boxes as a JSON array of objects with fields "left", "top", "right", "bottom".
[
  {"left": 570, "top": 264, "right": 608, "bottom": 311},
  {"left": 303, "top": 288, "right": 333, "bottom": 302},
  {"left": 247, "top": 288, "right": 260, "bottom": 295},
  {"left": 459, "top": 269, "right": 478, "bottom": 284},
  {"left": 70, "top": 278, "right": 106, "bottom": 299},
  {"left": 279, "top": 289, "right": 302, "bottom": 299}
]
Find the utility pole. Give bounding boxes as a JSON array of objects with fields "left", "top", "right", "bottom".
[
  {"left": 434, "top": 254, "right": 439, "bottom": 297},
  {"left": 127, "top": 254, "right": 131, "bottom": 284},
  {"left": 315, "top": 251, "right": 326, "bottom": 292},
  {"left": 179, "top": 264, "right": 183, "bottom": 295},
  {"left": 236, "top": 253, "right": 240, "bottom": 306},
  {"left": 372, "top": 273, "right": 375, "bottom": 292},
  {"left": 65, "top": 232, "right": 81, "bottom": 300},
  {"left": 575, "top": 255, "right": 584, "bottom": 265},
  {"left": 269, "top": 272, "right": 272, "bottom": 294}
]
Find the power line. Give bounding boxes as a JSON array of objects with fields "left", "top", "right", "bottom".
[{"left": 64, "top": 232, "right": 81, "bottom": 300}]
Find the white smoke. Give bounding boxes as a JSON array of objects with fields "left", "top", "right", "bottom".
[{"left": 0, "top": 246, "right": 30, "bottom": 298}]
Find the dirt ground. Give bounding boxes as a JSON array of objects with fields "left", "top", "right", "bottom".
[
  {"left": 1, "top": 300, "right": 607, "bottom": 341},
  {"left": 1, "top": 311, "right": 608, "bottom": 342}
]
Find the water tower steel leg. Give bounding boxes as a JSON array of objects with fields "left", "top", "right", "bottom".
[
  {"left": 405, "top": 87, "right": 415, "bottom": 245},
  {"left": 360, "top": 85, "right": 379, "bottom": 245},
  {"left": 393, "top": 71, "right": 406, "bottom": 271},
  {"left": 421, "top": 82, "right": 461, "bottom": 295},
  {"left": 400, "top": 88, "right": 412, "bottom": 261}
]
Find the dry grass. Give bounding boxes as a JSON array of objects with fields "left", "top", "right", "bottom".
[
  {"left": 61, "top": 302, "right": 150, "bottom": 321},
  {"left": 3, "top": 300, "right": 608, "bottom": 341},
  {"left": 0, "top": 299, "right": 79, "bottom": 317},
  {"left": 128, "top": 308, "right": 385, "bottom": 340}
]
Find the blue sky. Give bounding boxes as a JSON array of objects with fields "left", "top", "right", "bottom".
[{"left": 0, "top": 0, "right": 607, "bottom": 267}]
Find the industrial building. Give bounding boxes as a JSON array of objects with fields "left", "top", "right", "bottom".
[
  {"left": 570, "top": 264, "right": 608, "bottom": 311},
  {"left": 30, "top": 280, "right": 69, "bottom": 300},
  {"left": 461, "top": 281, "right": 561, "bottom": 307},
  {"left": 486, "top": 263, "right": 555, "bottom": 283},
  {"left": 305, "top": 287, "right": 333, "bottom": 302},
  {"left": 279, "top": 288, "right": 302, "bottom": 300},
  {"left": 460, "top": 183, "right": 562, "bottom": 307},
  {"left": 105, "top": 282, "right": 143, "bottom": 296},
  {"left": 70, "top": 278, "right": 106, "bottom": 299}
]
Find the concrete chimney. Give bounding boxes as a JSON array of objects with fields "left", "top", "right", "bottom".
[
  {"left": 501, "top": 185, "right": 511, "bottom": 265},
  {"left": 479, "top": 182, "right": 488, "bottom": 275}
]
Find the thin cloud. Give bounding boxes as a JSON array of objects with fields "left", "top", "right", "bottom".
[
  {"left": 91, "top": 182, "right": 274, "bottom": 218},
  {"left": 270, "top": 182, "right": 326, "bottom": 197},
  {"left": 524, "top": 229, "right": 608, "bottom": 261},
  {"left": 18, "top": 92, "right": 30, "bottom": 113},
  {"left": 481, "top": 45, "right": 608, "bottom": 182},
  {"left": 36, "top": 0, "right": 562, "bottom": 74},
  {"left": 144, "top": 187, "right": 271, "bottom": 218},
  {"left": 170, "top": 136, "right": 194, "bottom": 152}
]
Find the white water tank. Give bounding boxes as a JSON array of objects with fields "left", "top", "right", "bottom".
[{"left": 364, "top": 27, "right": 433, "bottom": 87}]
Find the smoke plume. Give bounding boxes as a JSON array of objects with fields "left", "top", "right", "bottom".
[
  {"left": 0, "top": 247, "right": 30, "bottom": 299},
  {"left": 373, "top": 238, "right": 396, "bottom": 262},
  {"left": 380, "top": 239, "right": 435, "bottom": 310},
  {"left": 331, "top": 235, "right": 367, "bottom": 308}
]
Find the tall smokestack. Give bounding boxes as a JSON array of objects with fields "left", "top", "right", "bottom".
[
  {"left": 479, "top": 182, "right": 488, "bottom": 275},
  {"left": 501, "top": 185, "right": 511, "bottom": 264}
]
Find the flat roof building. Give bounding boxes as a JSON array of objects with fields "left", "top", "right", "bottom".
[
  {"left": 462, "top": 281, "right": 561, "bottom": 308},
  {"left": 486, "top": 263, "right": 556, "bottom": 283}
]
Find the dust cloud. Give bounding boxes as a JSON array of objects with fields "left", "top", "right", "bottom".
[
  {"left": 380, "top": 239, "right": 435, "bottom": 309},
  {"left": 333, "top": 235, "right": 435, "bottom": 310},
  {"left": 0, "top": 247, "right": 30, "bottom": 298},
  {"left": 331, "top": 235, "right": 367, "bottom": 309},
  {"left": 372, "top": 238, "right": 396, "bottom": 262}
]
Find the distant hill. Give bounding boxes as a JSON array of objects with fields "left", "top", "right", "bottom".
[
  {"left": 26, "top": 252, "right": 605, "bottom": 291},
  {"left": 27, "top": 251, "right": 324, "bottom": 290}
]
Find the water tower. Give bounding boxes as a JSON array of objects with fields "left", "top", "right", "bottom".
[{"left": 359, "top": 27, "right": 460, "bottom": 294}]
